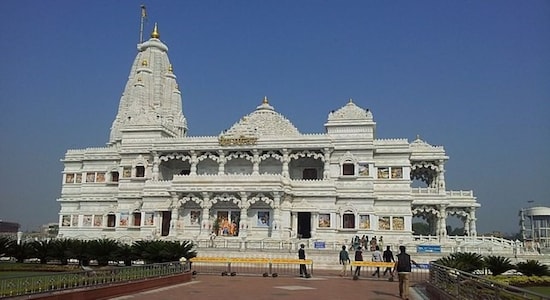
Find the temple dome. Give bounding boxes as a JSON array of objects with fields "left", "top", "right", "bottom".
[
  {"left": 221, "top": 97, "right": 300, "bottom": 138},
  {"left": 327, "top": 99, "right": 373, "bottom": 121}
]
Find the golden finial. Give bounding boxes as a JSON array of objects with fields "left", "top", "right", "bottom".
[
  {"left": 263, "top": 96, "right": 269, "bottom": 104},
  {"left": 151, "top": 23, "right": 160, "bottom": 39},
  {"left": 168, "top": 64, "right": 173, "bottom": 72},
  {"left": 141, "top": 59, "right": 148, "bottom": 66}
]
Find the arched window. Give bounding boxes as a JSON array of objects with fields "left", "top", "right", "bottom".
[
  {"left": 133, "top": 211, "right": 142, "bottom": 226},
  {"left": 136, "top": 166, "right": 145, "bottom": 177},
  {"left": 107, "top": 214, "right": 116, "bottom": 227},
  {"left": 342, "top": 163, "right": 355, "bottom": 176},
  {"left": 111, "top": 171, "right": 119, "bottom": 182},
  {"left": 343, "top": 212, "right": 355, "bottom": 229}
]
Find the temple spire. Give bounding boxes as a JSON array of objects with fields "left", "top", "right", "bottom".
[{"left": 151, "top": 23, "right": 160, "bottom": 39}]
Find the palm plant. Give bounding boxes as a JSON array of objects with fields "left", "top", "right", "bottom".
[
  {"left": 115, "top": 243, "right": 135, "bottom": 266},
  {"left": 516, "top": 260, "right": 549, "bottom": 277},
  {"left": 434, "top": 252, "right": 484, "bottom": 273},
  {"left": 30, "top": 240, "right": 56, "bottom": 264},
  {"left": 10, "top": 242, "right": 34, "bottom": 263},
  {"left": 131, "top": 240, "right": 197, "bottom": 263},
  {"left": 87, "top": 239, "right": 120, "bottom": 266},
  {"left": 49, "top": 239, "right": 74, "bottom": 264},
  {"left": 484, "top": 255, "right": 514, "bottom": 276},
  {"left": 66, "top": 239, "right": 90, "bottom": 266},
  {"left": 0, "top": 236, "right": 16, "bottom": 257}
]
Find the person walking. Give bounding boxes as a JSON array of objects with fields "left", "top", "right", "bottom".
[
  {"left": 339, "top": 245, "right": 351, "bottom": 277},
  {"left": 395, "top": 246, "right": 418, "bottom": 300},
  {"left": 371, "top": 245, "right": 383, "bottom": 277},
  {"left": 298, "top": 244, "right": 310, "bottom": 277},
  {"left": 353, "top": 246, "right": 363, "bottom": 278},
  {"left": 382, "top": 245, "right": 395, "bottom": 279}
]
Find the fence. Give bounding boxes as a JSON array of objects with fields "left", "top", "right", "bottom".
[
  {"left": 190, "top": 257, "right": 314, "bottom": 277},
  {"left": 428, "top": 263, "right": 549, "bottom": 300},
  {"left": 348, "top": 261, "right": 430, "bottom": 283},
  {"left": 0, "top": 261, "right": 190, "bottom": 298}
]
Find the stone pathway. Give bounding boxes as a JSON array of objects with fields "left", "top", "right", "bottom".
[{"left": 110, "top": 271, "right": 427, "bottom": 300}]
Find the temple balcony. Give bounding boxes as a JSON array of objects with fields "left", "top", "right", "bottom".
[{"left": 412, "top": 188, "right": 478, "bottom": 206}]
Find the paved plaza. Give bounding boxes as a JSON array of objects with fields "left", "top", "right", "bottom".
[{"left": 110, "top": 271, "right": 427, "bottom": 300}]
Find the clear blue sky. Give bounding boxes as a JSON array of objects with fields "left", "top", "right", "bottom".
[{"left": 0, "top": 0, "right": 548, "bottom": 234}]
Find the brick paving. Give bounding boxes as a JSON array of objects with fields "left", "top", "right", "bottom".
[{"left": 110, "top": 270, "right": 425, "bottom": 300}]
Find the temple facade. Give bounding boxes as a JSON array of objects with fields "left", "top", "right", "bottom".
[{"left": 57, "top": 25, "right": 480, "bottom": 245}]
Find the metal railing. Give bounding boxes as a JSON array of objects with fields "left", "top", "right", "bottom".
[
  {"left": 349, "top": 261, "right": 430, "bottom": 283},
  {"left": 428, "top": 263, "right": 549, "bottom": 300},
  {"left": 0, "top": 261, "right": 190, "bottom": 298}
]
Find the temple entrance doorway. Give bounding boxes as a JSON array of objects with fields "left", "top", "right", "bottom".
[
  {"left": 297, "top": 212, "right": 311, "bottom": 239},
  {"left": 161, "top": 211, "right": 171, "bottom": 236}
]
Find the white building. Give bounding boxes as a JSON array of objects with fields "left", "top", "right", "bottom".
[
  {"left": 57, "top": 25, "right": 480, "bottom": 245},
  {"left": 520, "top": 206, "right": 550, "bottom": 250}
]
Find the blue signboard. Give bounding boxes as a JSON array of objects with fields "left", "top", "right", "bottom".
[
  {"left": 314, "top": 241, "right": 326, "bottom": 249},
  {"left": 417, "top": 245, "right": 441, "bottom": 253}
]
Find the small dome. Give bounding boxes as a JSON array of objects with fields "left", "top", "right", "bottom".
[
  {"left": 221, "top": 97, "right": 300, "bottom": 138},
  {"left": 328, "top": 99, "right": 373, "bottom": 121}
]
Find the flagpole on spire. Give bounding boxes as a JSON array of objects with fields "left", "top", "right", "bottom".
[{"left": 139, "top": 4, "right": 147, "bottom": 43}]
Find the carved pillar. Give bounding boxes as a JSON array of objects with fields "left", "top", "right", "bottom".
[
  {"left": 152, "top": 152, "right": 160, "bottom": 180},
  {"left": 238, "top": 192, "right": 250, "bottom": 238},
  {"left": 271, "top": 192, "right": 282, "bottom": 239},
  {"left": 218, "top": 150, "right": 225, "bottom": 175},
  {"left": 280, "top": 194, "right": 292, "bottom": 238},
  {"left": 464, "top": 215, "right": 471, "bottom": 236},
  {"left": 311, "top": 212, "right": 318, "bottom": 239},
  {"left": 323, "top": 148, "right": 331, "bottom": 179},
  {"left": 469, "top": 208, "right": 477, "bottom": 236},
  {"left": 169, "top": 193, "right": 180, "bottom": 237},
  {"left": 292, "top": 212, "right": 298, "bottom": 238},
  {"left": 438, "top": 205, "right": 447, "bottom": 238},
  {"left": 199, "top": 192, "right": 212, "bottom": 238},
  {"left": 252, "top": 149, "right": 259, "bottom": 175},
  {"left": 438, "top": 160, "right": 446, "bottom": 194},
  {"left": 190, "top": 150, "right": 197, "bottom": 175},
  {"left": 282, "top": 148, "right": 289, "bottom": 178}
]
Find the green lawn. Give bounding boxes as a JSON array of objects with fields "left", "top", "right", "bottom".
[{"left": 524, "top": 286, "right": 550, "bottom": 296}]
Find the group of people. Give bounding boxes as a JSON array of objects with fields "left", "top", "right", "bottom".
[
  {"left": 351, "top": 235, "right": 384, "bottom": 252},
  {"left": 298, "top": 242, "right": 417, "bottom": 299},
  {"left": 336, "top": 243, "right": 417, "bottom": 299}
]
